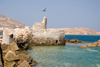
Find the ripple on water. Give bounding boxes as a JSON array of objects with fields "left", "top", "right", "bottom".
[{"left": 28, "top": 44, "right": 100, "bottom": 67}]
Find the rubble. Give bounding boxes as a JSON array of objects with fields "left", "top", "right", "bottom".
[
  {"left": 79, "top": 45, "right": 87, "bottom": 49},
  {"left": 0, "top": 44, "right": 36, "bottom": 67},
  {"left": 4, "top": 50, "right": 16, "bottom": 61}
]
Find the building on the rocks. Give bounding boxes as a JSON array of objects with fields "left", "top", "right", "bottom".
[{"left": 2, "top": 17, "right": 65, "bottom": 46}]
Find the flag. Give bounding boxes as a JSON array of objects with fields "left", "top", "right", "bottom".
[{"left": 43, "top": 8, "right": 46, "bottom": 12}]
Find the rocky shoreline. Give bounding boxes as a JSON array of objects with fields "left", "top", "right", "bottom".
[
  {"left": 0, "top": 42, "right": 36, "bottom": 67},
  {"left": 0, "top": 32, "right": 99, "bottom": 66},
  {"left": 65, "top": 38, "right": 100, "bottom": 49},
  {"left": 79, "top": 40, "right": 100, "bottom": 49},
  {"left": 0, "top": 34, "right": 36, "bottom": 67},
  {"left": 65, "top": 38, "right": 86, "bottom": 43}
]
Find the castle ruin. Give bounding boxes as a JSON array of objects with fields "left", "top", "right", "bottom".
[{"left": 2, "top": 17, "right": 65, "bottom": 46}]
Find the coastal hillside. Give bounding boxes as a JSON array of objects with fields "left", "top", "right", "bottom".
[
  {"left": 0, "top": 14, "right": 26, "bottom": 30},
  {"left": 56, "top": 28, "right": 100, "bottom": 35},
  {"left": 0, "top": 14, "right": 99, "bottom": 35}
]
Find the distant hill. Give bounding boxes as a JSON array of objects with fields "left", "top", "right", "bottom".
[
  {"left": 0, "top": 14, "right": 26, "bottom": 30},
  {"left": 0, "top": 14, "right": 100, "bottom": 35},
  {"left": 56, "top": 28, "right": 100, "bottom": 35}
]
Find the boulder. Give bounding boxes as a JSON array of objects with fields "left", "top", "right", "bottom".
[
  {"left": 65, "top": 38, "right": 86, "bottom": 43},
  {"left": 87, "top": 43, "right": 97, "bottom": 47},
  {"left": 28, "top": 58, "right": 36, "bottom": 66},
  {"left": 98, "top": 40, "right": 100, "bottom": 42},
  {"left": 3, "top": 48, "right": 9, "bottom": 54},
  {"left": 97, "top": 40, "right": 100, "bottom": 44},
  {"left": 87, "top": 40, "right": 100, "bottom": 47},
  {"left": 93, "top": 42, "right": 98, "bottom": 45},
  {"left": 79, "top": 45, "right": 87, "bottom": 49},
  {"left": 1, "top": 44, "right": 9, "bottom": 51},
  {"left": 74, "top": 38, "right": 79, "bottom": 42},
  {"left": 30, "top": 61, "right": 36, "bottom": 66},
  {"left": 96, "top": 44, "right": 100, "bottom": 47},
  {"left": 16, "top": 60, "right": 23, "bottom": 65},
  {"left": 70, "top": 39, "right": 76, "bottom": 43},
  {"left": 17, "top": 60, "right": 30, "bottom": 67},
  {"left": 15, "top": 54, "right": 30, "bottom": 60},
  {"left": 4, "top": 50, "right": 16, "bottom": 61},
  {"left": 65, "top": 39, "right": 70, "bottom": 42},
  {"left": 81, "top": 41, "right": 86, "bottom": 43},
  {"left": 10, "top": 43, "right": 19, "bottom": 51},
  {"left": 4, "top": 61, "right": 16, "bottom": 67},
  {"left": 1, "top": 43, "right": 19, "bottom": 53},
  {"left": 28, "top": 58, "right": 33, "bottom": 64}
]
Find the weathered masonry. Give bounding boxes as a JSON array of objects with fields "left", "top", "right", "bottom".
[{"left": 2, "top": 17, "right": 65, "bottom": 46}]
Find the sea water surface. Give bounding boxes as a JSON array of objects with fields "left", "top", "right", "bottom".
[
  {"left": 65, "top": 35, "right": 100, "bottom": 43},
  {"left": 28, "top": 35, "right": 100, "bottom": 67}
]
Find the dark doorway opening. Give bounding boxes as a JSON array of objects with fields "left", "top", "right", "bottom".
[{"left": 56, "top": 40, "right": 58, "bottom": 43}]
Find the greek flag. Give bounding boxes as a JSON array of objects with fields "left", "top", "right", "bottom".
[{"left": 43, "top": 8, "right": 46, "bottom": 12}]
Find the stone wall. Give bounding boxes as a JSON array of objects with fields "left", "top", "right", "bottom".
[
  {"left": 33, "top": 17, "right": 47, "bottom": 29},
  {"left": 2, "top": 28, "right": 14, "bottom": 44},
  {"left": 28, "top": 29, "right": 65, "bottom": 45},
  {"left": 33, "top": 23, "right": 46, "bottom": 29},
  {"left": 2, "top": 16, "right": 65, "bottom": 46},
  {"left": 2, "top": 28, "right": 65, "bottom": 46}
]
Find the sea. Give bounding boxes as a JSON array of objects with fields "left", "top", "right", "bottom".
[
  {"left": 1, "top": 32, "right": 100, "bottom": 67},
  {"left": 27, "top": 35, "right": 100, "bottom": 67}
]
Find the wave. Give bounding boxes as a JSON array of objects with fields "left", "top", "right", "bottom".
[{"left": 86, "top": 48, "right": 98, "bottom": 52}]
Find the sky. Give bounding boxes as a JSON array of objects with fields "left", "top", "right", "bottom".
[{"left": 0, "top": 0, "right": 100, "bottom": 31}]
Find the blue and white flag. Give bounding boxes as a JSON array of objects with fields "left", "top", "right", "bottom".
[{"left": 43, "top": 8, "right": 46, "bottom": 12}]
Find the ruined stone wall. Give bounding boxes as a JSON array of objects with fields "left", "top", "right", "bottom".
[
  {"left": 2, "top": 28, "right": 65, "bottom": 46},
  {"left": 33, "top": 23, "right": 46, "bottom": 29},
  {"left": 41, "top": 17, "right": 47, "bottom": 29},
  {"left": 2, "top": 16, "right": 65, "bottom": 46},
  {"left": 27, "top": 28, "right": 65, "bottom": 46},
  {"left": 2, "top": 28, "right": 14, "bottom": 44},
  {"left": 33, "top": 17, "right": 47, "bottom": 29}
]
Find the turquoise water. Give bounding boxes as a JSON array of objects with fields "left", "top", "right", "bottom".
[
  {"left": 28, "top": 44, "right": 100, "bottom": 67},
  {"left": 1, "top": 32, "right": 100, "bottom": 67},
  {"left": 65, "top": 35, "right": 100, "bottom": 43},
  {"left": 28, "top": 35, "right": 100, "bottom": 67}
]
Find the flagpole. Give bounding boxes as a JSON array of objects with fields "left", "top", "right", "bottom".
[{"left": 45, "top": 8, "right": 47, "bottom": 17}]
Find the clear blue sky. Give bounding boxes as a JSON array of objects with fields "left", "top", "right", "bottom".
[{"left": 0, "top": 0, "right": 100, "bottom": 31}]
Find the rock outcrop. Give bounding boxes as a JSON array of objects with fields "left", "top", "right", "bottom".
[
  {"left": 0, "top": 43, "right": 36, "bottom": 67},
  {"left": 4, "top": 50, "right": 16, "bottom": 61},
  {"left": 65, "top": 38, "right": 86, "bottom": 43},
  {"left": 79, "top": 45, "right": 87, "bottom": 49},
  {"left": 87, "top": 40, "right": 100, "bottom": 47},
  {"left": 17, "top": 60, "right": 30, "bottom": 67},
  {"left": 79, "top": 40, "right": 100, "bottom": 49},
  {"left": 15, "top": 54, "right": 30, "bottom": 60}
]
